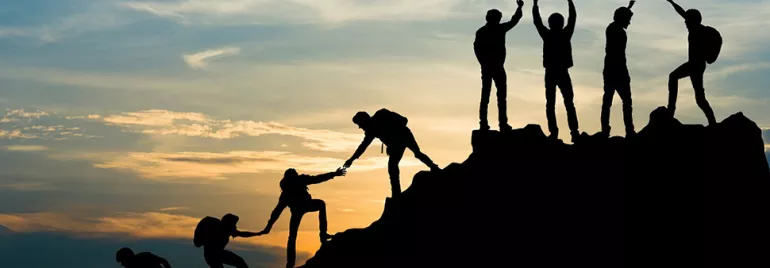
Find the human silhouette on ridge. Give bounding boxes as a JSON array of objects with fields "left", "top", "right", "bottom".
[
  {"left": 259, "top": 168, "right": 346, "bottom": 268},
  {"left": 473, "top": 0, "right": 525, "bottom": 132},
  {"left": 666, "top": 0, "right": 721, "bottom": 125},
  {"left": 600, "top": 0, "right": 636, "bottom": 137},
  {"left": 344, "top": 109, "right": 441, "bottom": 197},
  {"left": 194, "top": 213, "right": 261, "bottom": 268},
  {"left": 116, "top": 247, "right": 172, "bottom": 268},
  {"left": 533, "top": 0, "right": 581, "bottom": 142}
]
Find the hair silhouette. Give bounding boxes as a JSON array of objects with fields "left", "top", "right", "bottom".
[
  {"left": 533, "top": 0, "right": 581, "bottom": 142},
  {"left": 473, "top": 0, "right": 524, "bottom": 131},
  {"left": 344, "top": 109, "right": 441, "bottom": 197},
  {"left": 601, "top": 1, "right": 636, "bottom": 137},
  {"left": 261, "top": 168, "right": 346, "bottom": 268},
  {"left": 116, "top": 247, "right": 172, "bottom": 268},
  {"left": 665, "top": 0, "right": 718, "bottom": 125}
]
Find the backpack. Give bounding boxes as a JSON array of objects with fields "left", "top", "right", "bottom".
[
  {"left": 373, "top": 109, "right": 408, "bottom": 128},
  {"left": 702, "top": 26, "right": 722, "bottom": 64},
  {"left": 193, "top": 216, "right": 220, "bottom": 247}
]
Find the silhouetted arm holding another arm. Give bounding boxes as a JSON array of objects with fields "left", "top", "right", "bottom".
[
  {"left": 667, "top": 0, "right": 687, "bottom": 19},
  {"left": 565, "top": 0, "right": 577, "bottom": 37},
  {"left": 260, "top": 194, "right": 288, "bottom": 234},
  {"left": 532, "top": 0, "right": 547, "bottom": 37},
  {"left": 303, "top": 168, "right": 346, "bottom": 185},
  {"left": 233, "top": 229, "right": 261, "bottom": 238},
  {"left": 344, "top": 135, "right": 374, "bottom": 168},
  {"left": 502, "top": 0, "right": 525, "bottom": 31}
]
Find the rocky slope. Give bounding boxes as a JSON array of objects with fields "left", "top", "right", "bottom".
[{"left": 299, "top": 107, "right": 770, "bottom": 268}]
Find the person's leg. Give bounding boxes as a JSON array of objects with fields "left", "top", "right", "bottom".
[
  {"left": 690, "top": 65, "right": 717, "bottom": 125},
  {"left": 286, "top": 212, "right": 304, "bottom": 268},
  {"left": 204, "top": 250, "right": 225, "bottom": 268},
  {"left": 544, "top": 69, "right": 559, "bottom": 138},
  {"left": 221, "top": 250, "right": 249, "bottom": 268},
  {"left": 402, "top": 129, "right": 439, "bottom": 171},
  {"left": 601, "top": 73, "right": 616, "bottom": 135},
  {"left": 668, "top": 62, "right": 691, "bottom": 116},
  {"left": 491, "top": 65, "right": 510, "bottom": 130},
  {"left": 558, "top": 70, "right": 580, "bottom": 137},
  {"left": 305, "top": 199, "right": 331, "bottom": 242},
  {"left": 617, "top": 82, "right": 635, "bottom": 135},
  {"left": 479, "top": 64, "right": 493, "bottom": 130},
  {"left": 387, "top": 145, "right": 406, "bottom": 197}
]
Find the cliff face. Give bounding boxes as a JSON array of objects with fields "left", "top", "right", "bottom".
[{"left": 300, "top": 107, "right": 770, "bottom": 268}]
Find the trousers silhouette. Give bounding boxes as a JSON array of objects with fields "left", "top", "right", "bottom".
[
  {"left": 204, "top": 249, "right": 248, "bottom": 268},
  {"left": 478, "top": 60, "right": 508, "bottom": 129},
  {"left": 601, "top": 69, "right": 634, "bottom": 134},
  {"left": 286, "top": 200, "right": 327, "bottom": 268},
  {"left": 668, "top": 61, "right": 717, "bottom": 125},
  {"left": 545, "top": 68, "right": 579, "bottom": 137},
  {"left": 386, "top": 128, "right": 436, "bottom": 196}
]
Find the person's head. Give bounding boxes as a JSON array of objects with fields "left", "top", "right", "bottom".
[
  {"left": 486, "top": 9, "right": 502, "bottom": 24},
  {"left": 548, "top": 13, "right": 564, "bottom": 30},
  {"left": 221, "top": 213, "right": 239, "bottom": 230},
  {"left": 613, "top": 7, "right": 633, "bottom": 29},
  {"left": 684, "top": 9, "right": 702, "bottom": 29},
  {"left": 116, "top": 247, "right": 135, "bottom": 266},
  {"left": 352, "top": 111, "right": 371, "bottom": 130}
]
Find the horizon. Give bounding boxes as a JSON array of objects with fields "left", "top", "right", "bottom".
[{"left": 1, "top": 0, "right": 770, "bottom": 267}]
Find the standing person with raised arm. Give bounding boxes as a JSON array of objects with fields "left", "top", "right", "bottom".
[
  {"left": 533, "top": 0, "right": 582, "bottom": 143},
  {"left": 473, "top": 0, "right": 525, "bottom": 132},
  {"left": 665, "top": 0, "right": 720, "bottom": 125},
  {"left": 600, "top": 0, "right": 637, "bottom": 138}
]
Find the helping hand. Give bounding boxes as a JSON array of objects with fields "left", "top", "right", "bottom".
[{"left": 335, "top": 167, "right": 347, "bottom": 177}]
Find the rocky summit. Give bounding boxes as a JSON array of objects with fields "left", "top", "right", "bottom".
[{"left": 299, "top": 107, "right": 770, "bottom": 268}]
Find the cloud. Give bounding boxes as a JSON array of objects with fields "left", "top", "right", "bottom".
[
  {"left": 0, "top": 109, "right": 97, "bottom": 140},
  {"left": 101, "top": 109, "right": 363, "bottom": 152},
  {"left": 183, "top": 46, "right": 241, "bottom": 69},
  {"left": 158, "top": 207, "right": 189, "bottom": 212},
  {"left": 3, "top": 145, "right": 49, "bottom": 152},
  {"left": 0, "top": 182, "right": 56, "bottom": 191},
  {"left": 90, "top": 150, "right": 419, "bottom": 180}
]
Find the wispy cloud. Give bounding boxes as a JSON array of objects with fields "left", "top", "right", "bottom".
[
  {"left": 158, "top": 207, "right": 189, "bottom": 212},
  {"left": 3, "top": 145, "right": 49, "bottom": 152},
  {"left": 183, "top": 46, "right": 241, "bottom": 69},
  {"left": 101, "top": 109, "right": 363, "bottom": 152},
  {"left": 0, "top": 182, "right": 56, "bottom": 191},
  {"left": 88, "top": 150, "right": 418, "bottom": 180}
]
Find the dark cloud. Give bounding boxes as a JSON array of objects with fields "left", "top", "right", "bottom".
[{"left": 0, "top": 228, "right": 308, "bottom": 268}]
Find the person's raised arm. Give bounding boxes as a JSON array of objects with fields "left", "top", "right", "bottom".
[
  {"left": 304, "top": 168, "right": 346, "bottom": 185},
  {"left": 667, "top": 0, "right": 686, "bottom": 19},
  {"left": 565, "top": 0, "right": 577, "bottom": 36},
  {"left": 344, "top": 135, "right": 374, "bottom": 168},
  {"left": 260, "top": 194, "right": 288, "bottom": 234},
  {"left": 502, "top": 0, "right": 525, "bottom": 31},
  {"left": 532, "top": 0, "right": 547, "bottom": 37}
]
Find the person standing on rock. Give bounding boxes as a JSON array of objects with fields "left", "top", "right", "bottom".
[
  {"left": 258, "top": 168, "right": 346, "bottom": 268},
  {"left": 343, "top": 109, "right": 441, "bottom": 197},
  {"left": 473, "top": 0, "right": 525, "bottom": 132},
  {"left": 600, "top": 0, "right": 636, "bottom": 137},
  {"left": 665, "top": 0, "right": 720, "bottom": 126},
  {"left": 533, "top": 0, "right": 581, "bottom": 143}
]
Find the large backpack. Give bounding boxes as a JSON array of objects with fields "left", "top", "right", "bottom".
[
  {"left": 193, "top": 216, "right": 220, "bottom": 248},
  {"left": 702, "top": 26, "right": 722, "bottom": 64},
  {"left": 373, "top": 109, "right": 408, "bottom": 128}
]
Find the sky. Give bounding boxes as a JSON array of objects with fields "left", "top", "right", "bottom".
[{"left": 1, "top": 0, "right": 769, "bottom": 267}]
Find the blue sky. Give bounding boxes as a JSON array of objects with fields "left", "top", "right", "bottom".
[{"left": 1, "top": 0, "right": 769, "bottom": 267}]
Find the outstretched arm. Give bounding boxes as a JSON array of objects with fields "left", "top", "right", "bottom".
[
  {"left": 532, "top": 0, "right": 547, "bottom": 37},
  {"left": 304, "top": 168, "right": 346, "bottom": 185},
  {"left": 565, "top": 0, "right": 577, "bottom": 36},
  {"left": 667, "top": 0, "right": 687, "bottom": 19},
  {"left": 344, "top": 135, "right": 374, "bottom": 167},
  {"left": 233, "top": 230, "right": 261, "bottom": 238},
  {"left": 502, "top": 0, "right": 525, "bottom": 31},
  {"left": 260, "top": 195, "right": 288, "bottom": 234}
]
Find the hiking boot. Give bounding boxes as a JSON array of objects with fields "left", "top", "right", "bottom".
[
  {"left": 320, "top": 233, "right": 333, "bottom": 243},
  {"left": 500, "top": 124, "right": 513, "bottom": 132},
  {"left": 429, "top": 164, "right": 442, "bottom": 172},
  {"left": 479, "top": 124, "right": 490, "bottom": 131},
  {"left": 570, "top": 131, "right": 581, "bottom": 144}
]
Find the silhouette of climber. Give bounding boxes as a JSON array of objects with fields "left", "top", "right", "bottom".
[
  {"left": 259, "top": 168, "right": 346, "bottom": 268},
  {"left": 344, "top": 109, "right": 441, "bottom": 197},
  {"left": 116, "top": 247, "right": 172, "bottom": 268},
  {"left": 473, "top": 0, "right": 525, "bottom": 131},
  {"left": 533, "top": 0, "right": 581, "bottom": 142},
  {"left": 666, "top": 0, "right": 717, "bottom": 125},
  {"left": 203, "top": 213, "right": 260, "bottom": 268},
  {"left": 601, "top": 1, "right": 636, "bottom": 137}
]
